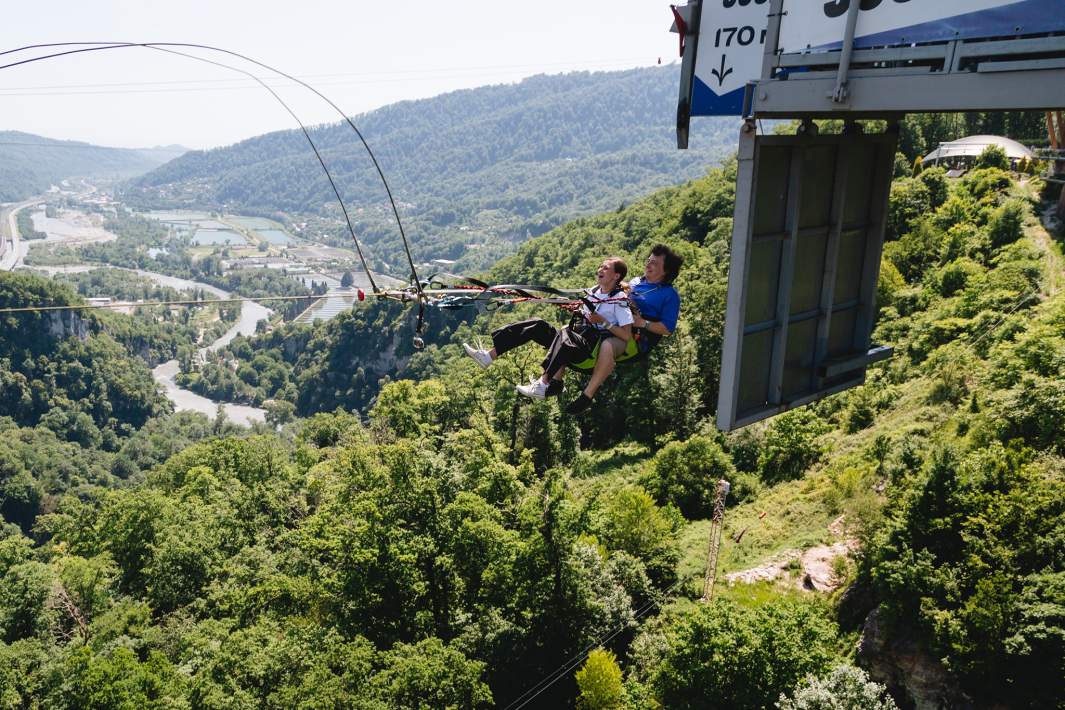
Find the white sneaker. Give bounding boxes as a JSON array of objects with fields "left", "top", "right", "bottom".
[
  {"left": 463, "top": 343, "right": 493, "bottom": 369},
  {"left": 516, "top": 378, "right": 550, "bottom": 399}
]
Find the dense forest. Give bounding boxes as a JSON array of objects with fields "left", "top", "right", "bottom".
[
  {"left": 2, "top": 130, "right": 1061, "bottom": 708},
  {"left": 123, "top": 66, "right": 739, "bottom": 271},
  {"left": 0, "top": 131, "right": 184, "bottom": 202}
]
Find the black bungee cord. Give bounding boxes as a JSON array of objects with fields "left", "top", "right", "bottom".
[{"left": 0, "top": 41, "right": 426, "bottom": 299}]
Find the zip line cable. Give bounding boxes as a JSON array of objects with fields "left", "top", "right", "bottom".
[
  {"left": 0, "top": 55, "right": 655, "bottom": 93},
  {"left": 0, "top": 294, "right": 319, "bottom": 314},
  {"left": 502, "top": 571, "right": 701, "bottom": 710},
  {"left": 0, "top": 41, "right": 424, "bottom": 297},
  {"left": 0, "top": 286, "right": 608, "bottom": 316},
  {"left": 0, "top": 41, "right": 380, "bottom": 294}
]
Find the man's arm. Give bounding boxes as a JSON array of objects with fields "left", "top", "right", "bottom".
[{"left": 633, "top": 316, "right": 671, "bottom": 337}]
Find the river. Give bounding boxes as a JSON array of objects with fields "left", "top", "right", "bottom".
[
  {"left": 133, "top": 271, "right": 272, "bottom": 426},
  {"left": 13, "top": 198, "right": 274, "bottom": 426}
]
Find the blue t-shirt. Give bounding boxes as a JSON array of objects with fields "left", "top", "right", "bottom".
[{"left": 629, "top": 277, "right": 681, "bottom": 333}]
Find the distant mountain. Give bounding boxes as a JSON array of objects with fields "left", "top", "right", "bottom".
[
  {"left": 0, "top": 131, "right": 185, "bottom": 202},
  {"left": 126, "top": 65, "right": 736, "bottom": 269},
  {"left": 134, "top": 144, "right": 189, "bottom": 164}
]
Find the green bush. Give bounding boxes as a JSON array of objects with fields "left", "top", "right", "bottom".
[
  {"left": 986, "top": 199, "right": 1026, "bottom": 250},
  {"left": 653, "top": 598, "right": 838, "bottom": 710},
  {"left": 885, "top": 178, "right": 931, "bottom": 241},
  {"left": 640, "top": 436, "right": 734, "bottom": 518},
  {"left": 758, "top": 410, "right": 829, "bottom": 484},
  {"left": 575, "top": 648, "right": 624, "bottom": 710},
  {"left": 778, "top": 664, "right": 898, "bottom": 710},
  {"left": 975, "top": 144, "right": 1009, "bottom": 171},
  {"left": 917, "top": 166, "right": 949, "bottom": 209},
  {"left": 935, "top": 257, "right": 984, "bottom": 298}
]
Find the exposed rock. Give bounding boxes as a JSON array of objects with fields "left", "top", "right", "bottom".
[
  {"left": 45, "top": 311, "right": 88, "bottom": 341},
  {"left": 799, "top": 541, "right": 855, "bottom": 592},
  {"left": 858, "top": 607, "right": 973, "bottom": 710},
  {"left": 724, "top": 549, "right": 800, "bottom": 585},
  {"left": 725, "top": 517, "right": 858, "bottom": 592}
]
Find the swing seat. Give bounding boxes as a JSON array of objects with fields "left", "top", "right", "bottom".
[{"left": 570, "top": 334, "right": 641, "bottom": 372}]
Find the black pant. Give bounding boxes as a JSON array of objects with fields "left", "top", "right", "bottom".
[{"left": 491, "top": 318, "right": 605, "bottom": 378}]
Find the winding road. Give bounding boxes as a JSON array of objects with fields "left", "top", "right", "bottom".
[{"left": 3, "top": 198, "right": 272, "bottom": 426}]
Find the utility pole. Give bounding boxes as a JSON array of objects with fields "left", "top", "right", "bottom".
[{"left": 701, "top": 479, "right": 731, "bottom": 603}]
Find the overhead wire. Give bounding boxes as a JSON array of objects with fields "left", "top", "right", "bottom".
[
  {"left": 502, "top": 571, "right": 702, "bottom": 710},
  {"left": 0, "top": 284, "right": 609, "bottom": 316},
  {"left": 0, "top": 55, "right": 655, "bottom": 93},
  {"left": 0, "top": 42, "right": 380, "bottom": 294},
  {"left": 0, "top": 58, "right": 656, "bottom": 97},
  {"left": 0, "top": 41, "right": 421, "bottom": 296}
]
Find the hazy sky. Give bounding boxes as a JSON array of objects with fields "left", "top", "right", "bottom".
[{"left": 1, "top": 1, "right": 679, "bottom": 150}]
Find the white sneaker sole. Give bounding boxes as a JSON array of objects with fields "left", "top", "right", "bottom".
[
  {"left": 516, "top": 384, "right": 547, "bottom": 399},
  {"left": 463, "top": 343, "right": 492, "bottom": 369}
]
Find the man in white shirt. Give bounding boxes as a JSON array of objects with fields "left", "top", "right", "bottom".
[{"left": 463, "top": 258, "right": 633, "bottom": 399}]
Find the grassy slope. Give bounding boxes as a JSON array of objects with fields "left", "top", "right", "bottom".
[{"left": 571, "top": 177, "right": 1064, "bottom": 609}]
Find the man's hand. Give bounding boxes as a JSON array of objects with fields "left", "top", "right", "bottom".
[{"left": 586, "top": 312, "right": 607, "bottom": 325}]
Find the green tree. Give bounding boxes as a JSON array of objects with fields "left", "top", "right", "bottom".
[
  {"left": 777, "top": 664, "right": 898, "bottom": 710},
  {"left": 975, "top": 144, "right": 1010, "bottom": 170},
  {"left": 640, "top": 435, "right": 734, "bottom": 519},
  {"left": 597, "top": 487, "right": 680, "bottom": 587},
  {"left": 371, "top": 638, "right": 492, "bottom": 709},
  {"left": 758, "top": 409, "right": 829, "bottom": 484},
  {"left": 264, "top": 399, "right": 296, "bottom": 428},
  {"left": 885, "top": 178, "right": 931, "bottom": 241},
  {"left": 575, "top": 648, "right": 624, "bottom": 710},
  {"left": 653, "top": 598, "right": 838, "bottom": 710}
]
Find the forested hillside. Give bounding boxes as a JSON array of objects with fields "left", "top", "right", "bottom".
[
  {"left": 0, "top": 131, "right": 183, "bottom": 201},
  {"left": 125, "top": 66, "right": 736, "bottom": 270},
  {"left": 1, "top": 134, "right": 1062, "bottom": 708}
]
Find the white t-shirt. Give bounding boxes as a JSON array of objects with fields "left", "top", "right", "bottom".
[{"left": 581, "top": 287, "right": 634, "bottom": 331}]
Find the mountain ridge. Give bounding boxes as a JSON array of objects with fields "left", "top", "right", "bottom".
[
  {"left": 125, "top": 66, "right": 735, "bottom": 268},
  {"left": 0, "top": 131, "right": 185, "bottom": 201}
]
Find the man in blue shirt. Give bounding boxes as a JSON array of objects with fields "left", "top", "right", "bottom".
[{"left": 565, "top": 243, "right": 683, "bottom": 414}]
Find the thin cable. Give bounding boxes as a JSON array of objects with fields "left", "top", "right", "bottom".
[
  {"left": 0, "top": 294, "right": 320, "bottom": 314},
  {"left": 0, "top": 42, "right": 378, "bottom": 293},
  {"left": 0, "top": 56, "right": 654, "bottom": 92},
  {"left": 0, "top": 284, "right": 604, "bottom": 315},
  {"left": 967, "top": 289, "right": 1041, "bottom": 351},
  {"left": 0, "top": 42, "right": 396, "bottom": 293},
  {"left": 503, "top": 572, "right": 700, "bottom": 710}
]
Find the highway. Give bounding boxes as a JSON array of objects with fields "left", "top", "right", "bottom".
[{"left": 0, "top": 200, "right": 36, "bottom": 271}]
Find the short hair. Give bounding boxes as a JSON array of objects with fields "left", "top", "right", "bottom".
[
  {"left": 606, "top": 256, "right": 628, "bottom": 285},
  {"left": 651, "top": 244, "right": 683, "bottom": 284}
]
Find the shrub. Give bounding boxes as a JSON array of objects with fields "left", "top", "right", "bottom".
[
  {"left": 917, "top": 166, "right": 949, "bottom": 208},
  {"left": 575, "top": 649, "right": 624, "bottom": 710},
  {"left": 986, "top": 199, "right": 1026, "bottom": 250},
  {"left": 960, "top": 167, "right": 1012, "bottom": 200},
  {"left": 996, "top": 375, "right": 1065, "bottom": 454},
  {"left": 758, "top": 409, "right": 830, "bottom": 484},
  {"left": 653, "top": 598, "right": 838, "bottom": 710},
  {"left": 935, "top": 258, "right": 984, "bottom": 297},
  {"left": 777, "top": 664, "right": 898, "bottom": 710},
  {"left": 885, "top": 178, "right": 931, "bottom": 241},
  {"left": 640, "top": 436, "right": 734, "bottom": 518},
  {"left": 597, "top": 487, "right": 680, "bottom": 586},
  {"left": 975, "top": 144, "right": 1009, "bottom": 171}
]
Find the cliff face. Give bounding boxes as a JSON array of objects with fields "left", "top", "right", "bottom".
[
  {"left": 859, "top": 608, "right": 974, "bottom": 710},
  {"left": 45, "top": 311, "right": 89, "bottom": 341}
]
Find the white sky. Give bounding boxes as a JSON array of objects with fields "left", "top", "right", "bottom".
[{"left": 0, "top": 0, "right": 679, "bottom": 150}]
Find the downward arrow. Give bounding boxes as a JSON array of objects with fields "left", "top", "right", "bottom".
[{"left": 711, "top": 55, "right": 733, "bottom": 87}]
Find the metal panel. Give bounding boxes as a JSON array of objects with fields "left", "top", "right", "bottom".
[
  {"left": 716, "top": 127, "right": 897, "bottom": 431},
  {"left": 746, "top": 1, "right": 1065, "bottom": 118}
]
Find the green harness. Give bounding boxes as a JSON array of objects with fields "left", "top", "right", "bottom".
[{"left": 570, "top": 334, "right": 642, "bottom": 371}]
